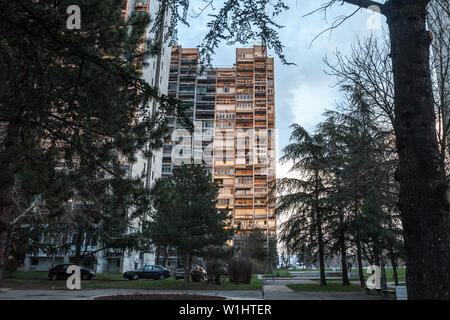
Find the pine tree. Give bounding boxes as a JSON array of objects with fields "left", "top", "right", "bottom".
[
  {"left": 276, "top": 125, "right": 329, "bottom": 286},
  {"left": 318, "top": 87, "right": 402, "bottom": 288},
  {"left": 0, "top": 0, "right": 189, "bottom": 282},
  {"left": 148, "top": 163, "right": 233, "bottom": 287}
]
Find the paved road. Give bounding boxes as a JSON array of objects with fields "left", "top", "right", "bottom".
[{"left": 0, "top": 279, "right": 384, "bottom": 300}]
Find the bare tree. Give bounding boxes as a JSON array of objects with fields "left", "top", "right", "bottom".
[{"left": 324, "top": 34, "right": 395, "bottom": 129}]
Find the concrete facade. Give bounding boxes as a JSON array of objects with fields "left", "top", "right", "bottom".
[{"left": 163, "top": 45, "right": 276, "bottom": 239}]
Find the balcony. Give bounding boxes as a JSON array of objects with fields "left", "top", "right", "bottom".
[
  {"left": 104, "top": 249, "right": 123, "bottom": 258},
  {"left": 236, "top": 114, "right": 253, "bottom": 120},
  {"left": 254, "top": 188, "right": 267, "bottom": 196},
  {"left": 254, "top": 199, "right": 267, "bottom": 206},
  {"left": 234, "top": 199, "right": 253, "bottom": 206},
  {"left": 235, "top": 169, "right": 253, "bottom": 176},
  {"left": 236, "top": 123, "right": 252, "bottom": 129},
  {"left": 254, "top": 179, "right": 267, "bottom": 185},
  {"left": 135, "top": 1, "right": 148, "bottom": 10}
]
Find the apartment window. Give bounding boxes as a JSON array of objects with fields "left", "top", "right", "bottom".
[
  {"left": 219, "top": 188, "right": 233, "bottom": 196},
  {"left": 237, "top": 137, "right": 250, "bottom": 146},
  {"left": 31, "top": 258, "right": 39, "bottom": 266},
  {"left": 216, "top": 122, "right": 234, "bottom": 128},
  {"left": 218, "top": 198, "right": 233, "bottom": 206},
  {"left": 215, "top": 168, "right": 234, "bottom": 176},
  {"left": 235, "top": 189, "right": 252, "bottom": 195},
  {"left": 237, "top": 103, "right": 253, "bottom": 109},
  {"left": 237, "top": 94, "right": 253, "bottom": 100},
  {"left": 236, "top": 177, "right": 252, "bottom": 184},
  {"left": 216, "top": 113, "right": 235, "bottom": 119},
  {"left": 237, "top": 53, "right": 252, "bottom": 58}
]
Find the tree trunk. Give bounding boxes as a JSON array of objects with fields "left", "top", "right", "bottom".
[
  {"left": 314, "top": 169, "right": 327, "bottom": 286},
  {"left": 73, "top": 231, "right": 83, "bottom": 265},
  {"left": 356, "top": 238, "right": 365, "bottom": 288},
  {"left": 380, "top": 254, "right": 388, "bottom": 291},
  {"left": 0, "top": 230, "right": 8, "bottom": 285},
  {"left": 388, "top": 245, "right": 399, "bottom": 287},
  {"left": 0, "top": 119, "right": 21, "bottom": 284},
  {"left": 339, "top": 214, "right": 350, "bottom": 285},
  {"left": 387, "top": 1, "right": 450, "bottom": 299},
  {"left": 155, "top": 246, "right": 160, "bottom": 265},
  {"left": 164, "top": 247, "right": 169, "bottom": 268},
  {"left": 317, "top": 213, "right": 327, "bottom": 286},
  {"left": 183, "top": 254, "right": 192, "bottom": 288},
  {"left": 390, "top": 250, "right": 399, "bottom": 287}
]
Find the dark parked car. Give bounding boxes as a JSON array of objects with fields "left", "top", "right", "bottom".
[
  {"left": 123, "top": 265, "right": 170, "bottom": 280},
  {"left": 48, "top": 264, "right": 96, "bottom": 281},
  {"left": 174, "top": 264, "right": 207, "bottom": 280}
]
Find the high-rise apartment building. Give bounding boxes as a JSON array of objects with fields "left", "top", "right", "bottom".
[
  {"left": 164, "top": 45, "right": 276, "bottom": 242},
  {"left": 163, "top": 47, "right": 216, "bottom": 177},
  {"left": 117, "top": 0, "right": 172, "bottom": 273}
]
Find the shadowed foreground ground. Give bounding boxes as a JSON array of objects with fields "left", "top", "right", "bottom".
[{"left": 93, "top": 293, "right": 226, "bottom": 300}]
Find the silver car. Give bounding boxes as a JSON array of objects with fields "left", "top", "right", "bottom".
[{"left": 174, "top": 264, "right": 207, "bottom": 280}]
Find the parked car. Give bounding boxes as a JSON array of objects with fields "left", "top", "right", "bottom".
[
  {"left": 221, "top": 264, "right": 229, "bottom": 276},
  {"left": 174, "top": 264, "right": 207, "bottom": 280},
  {"left": 123, "top": 265, "right": 170, "bottom": 280},
  {"left": 48, "top": 264, "right": 96, "bottom": 281}
]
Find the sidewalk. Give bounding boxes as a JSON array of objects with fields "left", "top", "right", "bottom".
[
  {"left": 0, "top": 288, "right": 262, "bottom": 300},
  {"left": 0, "top": 279, "right": 385, "bottom": 300},
  {"left": 262, "top": 279, "right": 384, "bottom": 300}
]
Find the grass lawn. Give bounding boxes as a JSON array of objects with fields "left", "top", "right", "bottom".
[
  {"left": 290, "top": 267, "right": 406, "bottom": 283},
  {"left": 265, "top": 269, "right": 291, "bottom": 277},
  {"left": 361, "top": 268, "right": 406, "bottom": 282},
  {"left": 83, "top": 275, "right": 262, "bottom": 290},
  {"left": 3, "top": 272, "right": 262, "bottom": 291},
  {"left": 384, "top": 268, "right": 406, "bottom": 282},
  {"left": 94, "top": 273, "right": 124, "bottom": 280},
  {"left": 6, "top": 271, "right": 49, "bottom": 280},
  {"left": 287, "top": 282, "right": 366, "bottom": 292}
]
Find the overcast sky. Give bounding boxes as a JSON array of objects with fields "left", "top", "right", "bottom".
[{"left": 175, "top": 0, "right": 386, "bottom": 178}]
